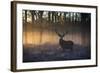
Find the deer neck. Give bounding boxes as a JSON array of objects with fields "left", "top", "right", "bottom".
[{"left": 60, "top": 38, "right": 63, "bottom": 42}]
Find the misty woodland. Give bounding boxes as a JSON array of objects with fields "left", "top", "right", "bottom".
[{"left": 22, "top": 10, "right": 91, "bottom": 62}]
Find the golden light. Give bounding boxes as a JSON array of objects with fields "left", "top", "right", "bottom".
[{"left": 23, "top": 31, "right": 59, "bottom": 46}]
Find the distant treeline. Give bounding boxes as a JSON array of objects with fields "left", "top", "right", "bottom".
[{"left": 22, "top": 10, "right": 91, "bottom": 25}]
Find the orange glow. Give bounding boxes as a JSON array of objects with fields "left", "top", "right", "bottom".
[
  {"left": 23, "top": 31, "right": 58, "bottom": 45},
  {"left": 23, "top": 30, "right": 84, "bottom": 46}
]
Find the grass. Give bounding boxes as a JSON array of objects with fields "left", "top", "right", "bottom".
[{"left": 23, "top": 44, "right": 91, "bottom": 62}]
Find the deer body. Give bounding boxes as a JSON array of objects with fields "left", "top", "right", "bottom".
[
  {"left": 60, "top": 38, "right": 73, "bottom": 50},
  {"left": 54, "top": 27, "right": 74, "bottom": 51}
]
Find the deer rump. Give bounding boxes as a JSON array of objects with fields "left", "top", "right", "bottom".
[{"left": 59, "top": 39, "right": 73, "bottom": 50}]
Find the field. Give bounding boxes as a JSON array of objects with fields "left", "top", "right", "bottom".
[{"left": 23, "top": 44, "right": 90, "bottom": 62}]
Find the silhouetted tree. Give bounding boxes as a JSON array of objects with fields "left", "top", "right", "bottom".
[{"left": 30, "top": 11, "right": 35, "bottom": 24}]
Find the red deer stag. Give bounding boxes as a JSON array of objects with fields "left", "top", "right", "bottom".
[{"left": 55, "top": 29, "right": 74, "bottom": 51}]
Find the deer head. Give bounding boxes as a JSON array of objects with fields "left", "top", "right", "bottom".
[{"left": 54, "top": 25, "right": 68, "bottom": 39}]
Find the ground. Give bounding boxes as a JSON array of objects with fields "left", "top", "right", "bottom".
[{"left": 23, "top": 44, "right": 90, "bottom": 62}]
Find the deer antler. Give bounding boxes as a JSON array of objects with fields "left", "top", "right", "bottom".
[
  {"left": 61, "top": 30, "right": 68, "bottom": 37},
  {"left": 54, "top": 23, "right": 68, "bottom": 38},
  {"left": 54, "top": 28, "right": 62, "bottom": 37}
]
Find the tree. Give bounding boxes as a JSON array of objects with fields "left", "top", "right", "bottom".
[
  {"left": 81, "top": 13, "right": 91, "bottom": 46},
  {"left": 25, "top": 10, "right": 27, "bottom": 23},
  {"left": 24, "top": 10, "right": 27, "bottom": 44},
  {"left": 38, "top": 11, "right": 43, "bottom": 22},
  {"left": 30, "top": 11, "right": 35, "bottom": 24}
]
